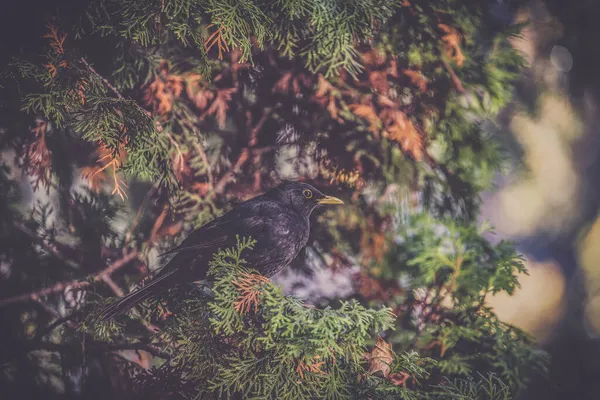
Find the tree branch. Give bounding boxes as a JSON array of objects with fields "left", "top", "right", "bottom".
[
  {"left": 213, "top": 107, "right": 272, "bottom": 195},
  {"left": 440, "top": 56, "right": 465, "bottom": 93},
  {"left": 80, "top": 57, "right": 125, "bottom": 100},
  {"left": 13, "top": 340, "right": 170, "bottom": 360},
  {"left": 0, "top": 251, "right": 139, "bottom": 308},
  {"left": 14, "top": 223, "right": 80, "bottom": 270}
]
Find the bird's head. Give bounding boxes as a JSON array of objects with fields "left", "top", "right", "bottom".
[{"left": 267, "top": 182, "right": 344, "bottom": 216}]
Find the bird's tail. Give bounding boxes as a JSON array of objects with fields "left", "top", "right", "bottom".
[{"left": 99, "top": 269, "right": 177, "bottom": 321}]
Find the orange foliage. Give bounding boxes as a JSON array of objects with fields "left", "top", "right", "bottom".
[
  {"left": 82, "top": 143, "right": 128, "bottom": 200},
  {"left": 380, "top": 109, "right": 424, "bottom": 161},
  {"left": 403, "top": 69, "right": 428, "bottom": 92},
  {"left": 273, "top": 71, "right": 312, "bottom": 95},
  {"left": 362, "top": 48, "right": 387, "bottom": 67},
  {"left": 43, "top": 24, "right": 66, "bottom": 54},
  {"left": 68, "top": 80, "right": 88, "bottom": 106},
  {"left": 438, "top": 23, "right": 465, "bottom": 67},
  {"left": 44, "top": 63, "right": 58, "bottom": 78},
  {"left": 314, "top": 74, "right": 340, "bottom": 120},
  {"left": 20, "top": 119, "right": 52, "bottom": 191},
  {"left": 185, "top": 73, "right": 214, "bottom": 110},
  {"left": 232, "top": 272, "right": 270, "bottom": 314},
  {"left": 369, "top": 70, "right": 389, "bottom": 94},
  {"left": 360, "top": 217, "right": 388, "bottom": 264},
  {"left": 204, "top": 22, "right": 230, "bottom": 60},
  {"left": 296, "top": 355, "right": 327, "bottom": 380},
  {"left": 204, "top": 87, "right": 236, "bottom": 129},
  {"left": 349, "top": 102, "right": 381, "bottom": 135},
  {"left": 144, "top": 63, "right": 184, "bottom": 116}
]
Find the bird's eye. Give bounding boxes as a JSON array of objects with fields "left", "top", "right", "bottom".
[{"left": 303, "top": 189, "right": 313, "bottom": 199}]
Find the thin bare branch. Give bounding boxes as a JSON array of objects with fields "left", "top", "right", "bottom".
[{"left": 0, "top": 251, "right": 139, "bottom": 308}]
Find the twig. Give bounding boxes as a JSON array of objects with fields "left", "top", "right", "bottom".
[
  {"left": 12, "top": 340, "right": 171, "bottom": 361},
  {"left": 102, "top": 275, "right": 125, "bottom": 297},
  {"left": 212, "top": 107, "right": 272, "bottom": 195},
  {"left": 35, "top": 313, "right": 79, "bottom": 340},
  {"left": 80, "top": 57, "right": 125, "bottom": 100},
  {"left": 124, "top": 183, "right": 159, "bottom": 246},
  {"left": 14, "top": 223, "right": 80, "bottom": 270},
  {"left": 440, "top": 56, "right": 465, "bottom": 93},
  {"left": 194, "top": 140, "right": 214, "bottom": 189},
  {"left": 150, "top": 205, "right": 169, "bottom": 242},
  {"left": 0, "top": 251, "right": 139, "bottom": 307}
]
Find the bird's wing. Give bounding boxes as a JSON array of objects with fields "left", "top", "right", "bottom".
[
  {"left": 158, "top": 204, "right": 269, "bottom": 258},
  {"left": 157, "top": 235, "right": 229, "bottom": 257}
]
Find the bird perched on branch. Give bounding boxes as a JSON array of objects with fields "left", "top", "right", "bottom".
[{"left": 100, "top": 181, "right": 343, "bottom": 320}]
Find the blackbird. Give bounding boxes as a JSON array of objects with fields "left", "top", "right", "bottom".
[{"left": 100, "top": 182, "right": 343, "bottom": 320}]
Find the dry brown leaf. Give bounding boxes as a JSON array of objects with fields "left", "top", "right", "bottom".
[
  {"left": 438, "top": 24, "right": 465, "bottom": 67},
  {"left": 381, "top": 109, "right": 424, "bottom": 161},
  {"left": 364, "top": 336, "right": 394, "bottom": 378}
]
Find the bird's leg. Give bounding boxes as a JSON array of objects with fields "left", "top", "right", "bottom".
[{"left": 232, "top": 272, "right": 270, "bottom": 314}]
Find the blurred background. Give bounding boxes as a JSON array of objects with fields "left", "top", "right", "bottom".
[{"left": 2, "top": 0, "right": 600, "bottom": 398}]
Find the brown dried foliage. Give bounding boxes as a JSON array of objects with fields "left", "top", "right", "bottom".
[
  {"left": 232, "top": 272, "right": 270, "bottom": 314},
  {"left": 144, "top": 62, "right": 184, "bottom": 117},
  {"left": 296, "top": 355, "right": 327, "bottom": 380},
  {"left": 273, "top": 71, "right": 312, "bottom": 95},
  {"left": 204, "top": 22, "right": 230, "bottom": 60},
  {"left": 313, "top": 74, "right": 341, "bottom": 121},
  {"left": 360, "top": 217, "right": 389, "bottom": 265},
  {"left": 438, "top": 23, "right": 465, "bottom": 67},
  {"left": 380, "top": 109, "right": 424, "bottom": 161},
  {"left": 185, "top": 73, "right": 214, "bottom": 110},
  {"left": 43, "top": 24, "right": 66, "bottom": 55},
  {"left": 82, "top": 143, "right": 128, "bottom": 200},
  {"left": 19, "top": 119, "right": 53, "bottom": 191},
  {"left": 204, "top": 87, "right": 236, "bottom": 129},
  {"left": 403, "top": 69, "right": 428, "bottom": 92}
]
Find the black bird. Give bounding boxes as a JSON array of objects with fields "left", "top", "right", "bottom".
[{"left": 100, "top": 182, "right": 343, "bottom": 320}]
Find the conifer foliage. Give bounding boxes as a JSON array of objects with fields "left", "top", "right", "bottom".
[{"left": 0, "top": 0, "right": 546, "bottom": 399}]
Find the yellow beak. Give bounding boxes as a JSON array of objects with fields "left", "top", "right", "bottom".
[{"left": 317, "top": 195, "right": 344, "bottom": 205}]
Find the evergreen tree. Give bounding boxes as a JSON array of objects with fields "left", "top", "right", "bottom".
[{"left": 0, "top": 0, "right": 547, "bottom": 398}]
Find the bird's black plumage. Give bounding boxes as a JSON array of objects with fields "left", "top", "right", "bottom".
[{"left": 100, "top": 182, "right": 343, "bottom": 320}]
